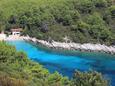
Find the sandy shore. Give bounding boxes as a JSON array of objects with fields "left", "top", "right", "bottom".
[
  {"left": 23, "top": 36, "right": 115, "bottom": 55},
  {"left": 5, "top": 35, "right": 24, "bottom": 41}
]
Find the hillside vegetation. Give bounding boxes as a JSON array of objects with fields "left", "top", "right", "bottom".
[
  {"left": 0, "top": 0, "right": 115, "bottom": 45},
  {"left": 0, "top": 42, "right": 109, "bottom": 86}
]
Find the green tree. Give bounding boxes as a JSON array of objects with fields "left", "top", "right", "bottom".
[
  {"left": 72, "top": 71, "right": 109, "bottom": 86},
  {"left": 75, "top": 0, "right": 94, "bottom": 13},
  {"left": 109, "top": 5, "right": 115, "bottom": 18},
  {"left": 93, "top": 0, "right": 108, "bottom": 8}
]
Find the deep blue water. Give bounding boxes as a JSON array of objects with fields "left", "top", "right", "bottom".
[{"left": 7, "top": 40, "right": 115, "bottom": 86}]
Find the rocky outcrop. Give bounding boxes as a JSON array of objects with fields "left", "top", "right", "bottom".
[{"left": 23, "top": 37, "right": 115, "bottom": 55}]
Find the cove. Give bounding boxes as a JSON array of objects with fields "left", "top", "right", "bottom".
[{"left": 7, "top": 40, "right": 115, "bottom": 86}]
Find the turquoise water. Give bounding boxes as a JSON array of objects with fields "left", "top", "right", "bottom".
[{"left": 8, "top": 40, "right": 115, "bottom": 86}]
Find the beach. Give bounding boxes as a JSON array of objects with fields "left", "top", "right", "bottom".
[{"left": 5, "top": 35, "right": 24, "bottom": 41}]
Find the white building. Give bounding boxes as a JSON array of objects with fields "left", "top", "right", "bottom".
[{"left": 11, "top": 28, "right": 22, "bottom": 36}]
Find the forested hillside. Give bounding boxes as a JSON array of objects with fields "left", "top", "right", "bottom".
[
  {"left": 0, "top": 0, "right": 115, "bottom": 44},
  {"left": 0, "top": 42, "right": 109, "bottom": 86}
]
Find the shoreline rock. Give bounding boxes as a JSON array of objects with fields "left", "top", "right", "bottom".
[{"left": 23, "top": 36, "right": 115, "bottom": 55}]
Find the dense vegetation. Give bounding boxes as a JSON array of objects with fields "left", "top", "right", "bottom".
[
  {"left": 0, "top": 42, "right": 109, "bottom": 86},
  {"left": 0, "top": 0, "right": 115, "bottom": 45}
]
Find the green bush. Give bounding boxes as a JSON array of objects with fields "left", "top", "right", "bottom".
[{"left": 72, "top": 70, "right": 109, "bottom": 86}]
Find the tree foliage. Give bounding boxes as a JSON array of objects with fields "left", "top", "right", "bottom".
[
  {"left": 0, "top": 0, "right": 114, "bottom": 45},
  {"left": 72, "top": 71, "right": 109, "bottom": 86}
]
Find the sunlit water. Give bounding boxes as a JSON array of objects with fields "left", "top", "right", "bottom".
[{"left": 7, "top": 40, "right": 115, "bottom": 86}]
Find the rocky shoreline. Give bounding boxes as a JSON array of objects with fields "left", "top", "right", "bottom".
[{"left": 23, "top": 36, "right": 115, "bottom": 55}]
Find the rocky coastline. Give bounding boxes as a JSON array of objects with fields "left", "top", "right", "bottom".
[{"left": 23, "top": 36, "right": 115, "bottom": 55}]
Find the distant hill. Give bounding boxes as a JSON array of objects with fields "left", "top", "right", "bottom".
[{"left": 0, "top": 0, "right": 115, "bottom": 45}]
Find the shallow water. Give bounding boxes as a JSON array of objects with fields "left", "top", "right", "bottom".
[{"left": 7, "top": 40, "right": 115, "bottom": 86}]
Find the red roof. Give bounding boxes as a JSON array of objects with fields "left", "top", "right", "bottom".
[{"left": 11, "top": 28, "right": 22, "bottom": 32}]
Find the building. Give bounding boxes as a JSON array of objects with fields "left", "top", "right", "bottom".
[{"left": 11, "top": 28, "right": 22, "bottom": 36}]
